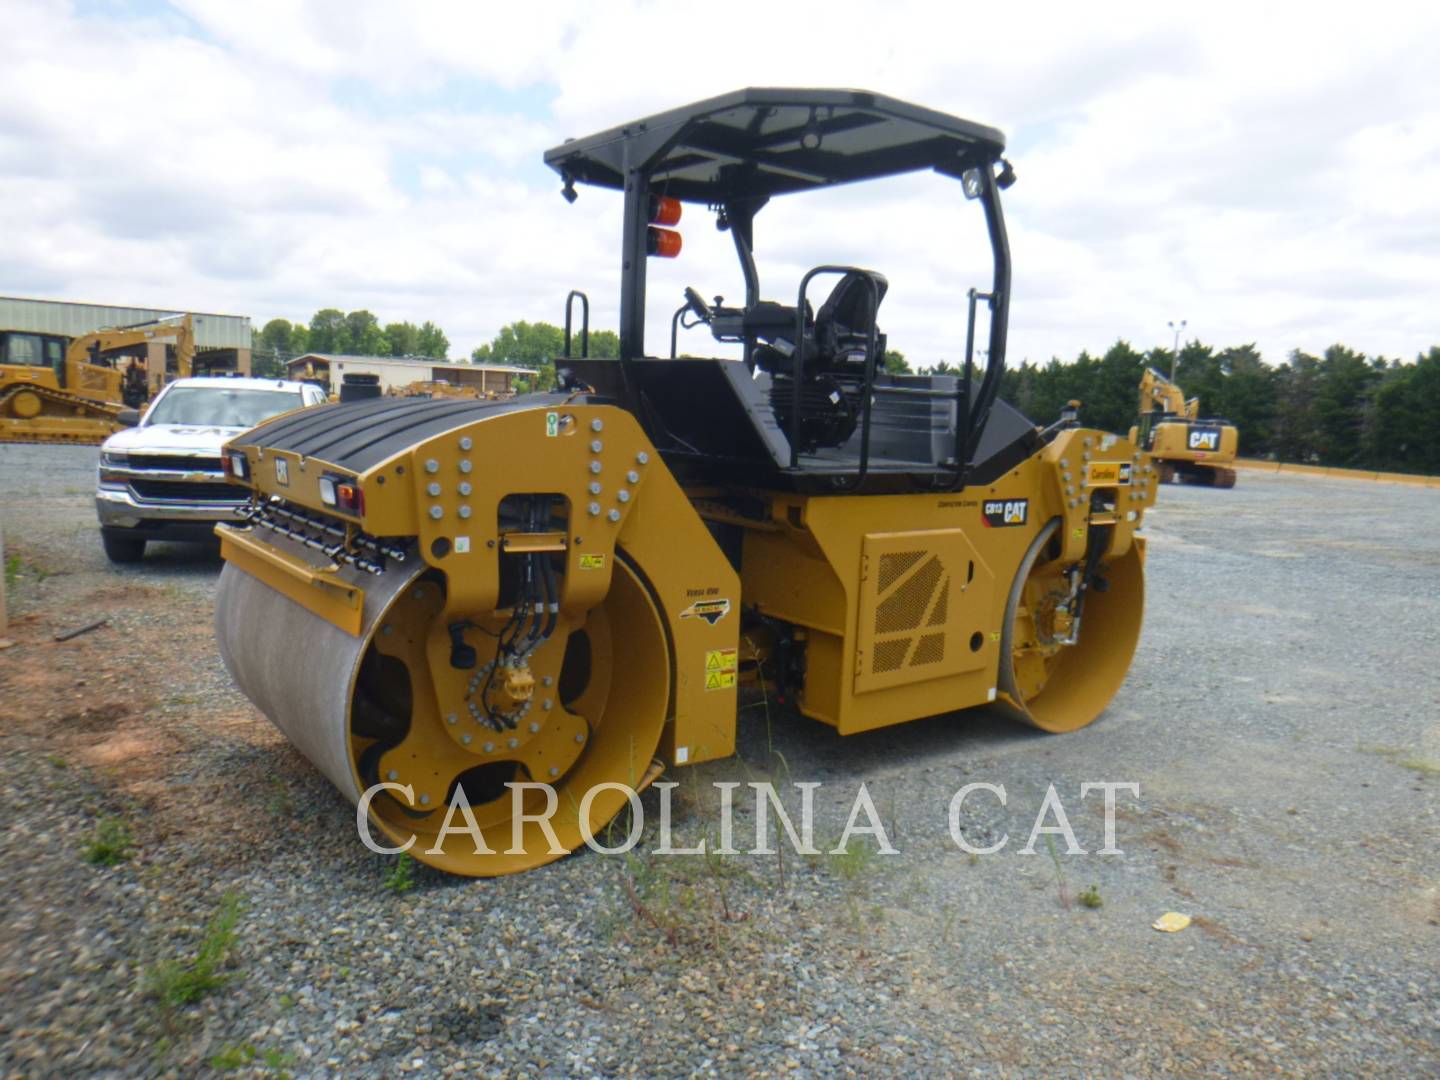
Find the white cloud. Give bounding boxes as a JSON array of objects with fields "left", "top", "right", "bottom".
[{"left": 1, "top": 0, "right": 1436, "bottom": 371}]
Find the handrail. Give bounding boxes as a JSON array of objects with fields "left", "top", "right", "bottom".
[
  {"left": 955, "top": 287, "right": 993, "bottom": 482},
  {"left": 563, "top": 290, "right": 590, "bottom": 358},
  {"left": 963, "top": 167, "right": 1011, "bottom": 476},
  {"left": 670, "top": 302, "right": 688, "bottom": 359},
  {"left": 790, "top": 267, "right": 883, "bottom": 486}
]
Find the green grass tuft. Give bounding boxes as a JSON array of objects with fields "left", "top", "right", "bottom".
[
  {"left": 82, "top": 817, "right": 135, "bottom": 866},
  {"left": 382, "top": 851, "right": 417, "bottom": 893},
  {"left": 145, "top": 891, "right": 242, "bottom": 1009},
  {"left": 211, "top": 1042, "right": 293, "bottom": 1076},
  {"left": 825, "top": 835, "right": 877, "bottom": 883}
]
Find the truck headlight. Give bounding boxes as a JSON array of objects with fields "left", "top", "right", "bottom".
[{"left": 100, "top": 450, "right": 128, "bottom": 467}]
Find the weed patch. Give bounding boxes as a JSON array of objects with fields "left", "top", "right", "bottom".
[
  {"left": 82, "top": 817, "right": 135, "bottom": 866},
  {"left": 145, "top": 891, "right": 242, "bottom": 1009},
  {"left": 382, "top": 851, "right": 416, "bottom": 893},
  {"left": 211, "top": 1042, "right": 293, "bottom": 1076}
]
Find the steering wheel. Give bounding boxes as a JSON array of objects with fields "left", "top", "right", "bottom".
[{"left": 683, "top": 286, "right": 712, "bottom": 322}]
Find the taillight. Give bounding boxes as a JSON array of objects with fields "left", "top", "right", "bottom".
[
  {"left": 319, "top": 474, "right": 364, "bottom": 516},
  {"left": 337, "top": 482, "right": 364, "bottom": 516}
]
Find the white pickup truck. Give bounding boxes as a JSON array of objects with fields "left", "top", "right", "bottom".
[{"left": 95, "top": 376, "right": 327, "bottom": 562}]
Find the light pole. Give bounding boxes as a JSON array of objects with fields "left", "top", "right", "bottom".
[{"left": 1167, "top": 319, "right": 1187, "bottom": 381}]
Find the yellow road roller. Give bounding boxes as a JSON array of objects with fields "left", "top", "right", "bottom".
[{"left": 214, "top": 89, "right": 1160, "bottom": 875}]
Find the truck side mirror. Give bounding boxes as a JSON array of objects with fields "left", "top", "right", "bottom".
[{"left": 116, "top": 408, "right": 141, "bottom": 427}]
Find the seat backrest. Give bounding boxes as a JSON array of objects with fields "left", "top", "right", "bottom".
[{"left": 814, "top": 271, "right": 888, "bottom": 364}]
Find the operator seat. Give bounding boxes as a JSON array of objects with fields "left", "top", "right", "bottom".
[
  {"left": 814, "top": 270, "right": 888, "bottom": 371},
  {"left": 751, "top": 270, "right": 888, "bottom": 376}
]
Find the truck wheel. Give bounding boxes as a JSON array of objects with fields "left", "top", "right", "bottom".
[{"left": 102, "top": 530, "right": 146, "bottom": 564}]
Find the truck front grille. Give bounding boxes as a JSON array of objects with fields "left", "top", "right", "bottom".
[
  {"left": 126, "top": 454, "right": 224, "bottom": 473},
  {"left": 128, "top": 479, "right": 244, "bottom": 503}
]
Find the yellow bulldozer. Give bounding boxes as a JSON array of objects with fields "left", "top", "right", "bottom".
[
  {"left": 214, "top": 89, "right": 1162, "bottom": 876},
  {"left": 0, "top": 314, "right": 197, "bottom": 444},
  {"left": 1128, "top": 367, "right": 1238, "bottom": 487}
]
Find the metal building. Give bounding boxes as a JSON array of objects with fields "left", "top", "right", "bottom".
[
  {"left": 0, "top": 295, "right": 252, "bottom": 372},
  {"left": 288, "top": 354, "right": 530, "bottom": 395}
]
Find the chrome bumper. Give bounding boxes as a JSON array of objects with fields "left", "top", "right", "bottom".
[{"left": 95, "top": 484, "right": 246, "bottom": 529}]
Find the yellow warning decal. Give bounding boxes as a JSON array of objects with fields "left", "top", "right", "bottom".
[
  {"left": 578, "top": 553, "right": 606, "bottom": 570},
  {"left": 703, "top": 648, "right": 737, "bottom": 691},
  {"left": 705, "top": 648, "right": 737, "bottom": 672}
]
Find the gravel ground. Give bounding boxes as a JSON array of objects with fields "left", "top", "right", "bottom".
[{"left": 1, "top": 444, "right": 1436, "bottom": 1077}]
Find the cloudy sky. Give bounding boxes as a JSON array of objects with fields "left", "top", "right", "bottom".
[{"left": 3, "top": 0, "right": 1437, "bottom": 367}]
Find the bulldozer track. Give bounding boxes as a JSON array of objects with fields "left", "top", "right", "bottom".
[{"left": 0, "top": 383, "right": 124, "bottom": 444}]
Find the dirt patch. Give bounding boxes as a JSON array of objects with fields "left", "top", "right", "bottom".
[
  {"left": 0, "top": 577, "right": 283, "bottom": 864},
  {"left": 56, "top": 701, "right": 131, "bottom": 731}
]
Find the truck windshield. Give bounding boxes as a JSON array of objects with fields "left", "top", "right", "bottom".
[{"left": 145, "top": 387, "right": 303, "bottom": 428}]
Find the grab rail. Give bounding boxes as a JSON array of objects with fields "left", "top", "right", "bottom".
[{"left": 563, "top": 290, "right": 590, "bottom": 358}]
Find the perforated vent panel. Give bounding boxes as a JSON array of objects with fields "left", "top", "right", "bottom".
[
  {"left": 912, "top": 632, "right": 945, "bottom": 666},
  {"left": 877, "top": 549, "right": 925, "bottom": 592},
  {"left": 873, "top": 638, "right": 911, "bottom": 673},
  {"left": 927, "top": 580, "right": 949, "bottom": 628},
  {"left": 855, "top": 529, "right": 995, "bottom": 696},
  {"left": 875, "top": 554, "right": 942, "bottom": 634}
]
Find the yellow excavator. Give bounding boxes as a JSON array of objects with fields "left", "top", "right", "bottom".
[
  {"left": 1129, "top": 367, "right": 1238, "bottom": 487},
  {"left": 0, "top": 315, "right": 196, "bottom": 444},
  {"left": 214, "top": 89, "right": 1162, "bottom": 876}
]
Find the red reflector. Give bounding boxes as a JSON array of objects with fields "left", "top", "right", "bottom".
[
  {"left": 648, "top": 194, "right": 682, "bottom": 226},
  {"left": 647, "top": 227, "right": 682, "bottom": 258},
  {"left": 337, "top": 483, "right": 364, "bottom": 515}
]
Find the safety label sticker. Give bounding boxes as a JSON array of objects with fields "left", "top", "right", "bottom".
[
  {"left": 545, "top": 411, "right": 560, "bottom": 437},
  {"left": 703, "top": 648, "right": 737, "bottom": 691},
  {"left": 578, "top": 553, "right": 606, "bottom": 570},
  {"left": 274, "top": 457, "right": 290, "bottom": 485},
  {"left": 680, "top": 598, "right": 731, "bottom": 625}
]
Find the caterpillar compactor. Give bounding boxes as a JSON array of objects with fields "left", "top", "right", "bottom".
[
  {"left": 215, "top": 90, "right": 1160, "bottom": 875},
  {"left": 1129, "top": 367, "right": 1238, "bottom": 487}
]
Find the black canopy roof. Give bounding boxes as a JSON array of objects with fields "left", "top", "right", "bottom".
[{"left": 544, "top": 88, "right": 1006, "bottom": 203}]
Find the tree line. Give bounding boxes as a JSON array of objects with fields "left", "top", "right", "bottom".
[
  {"left": 252, "top": 313, "right": 1439, "bottom": 474},
  {"left": 976, "top": 340, "right": 1440, "bottom": 474},
  {"left": 252, "top": 310, "right": 452, "bottom": 375}
]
